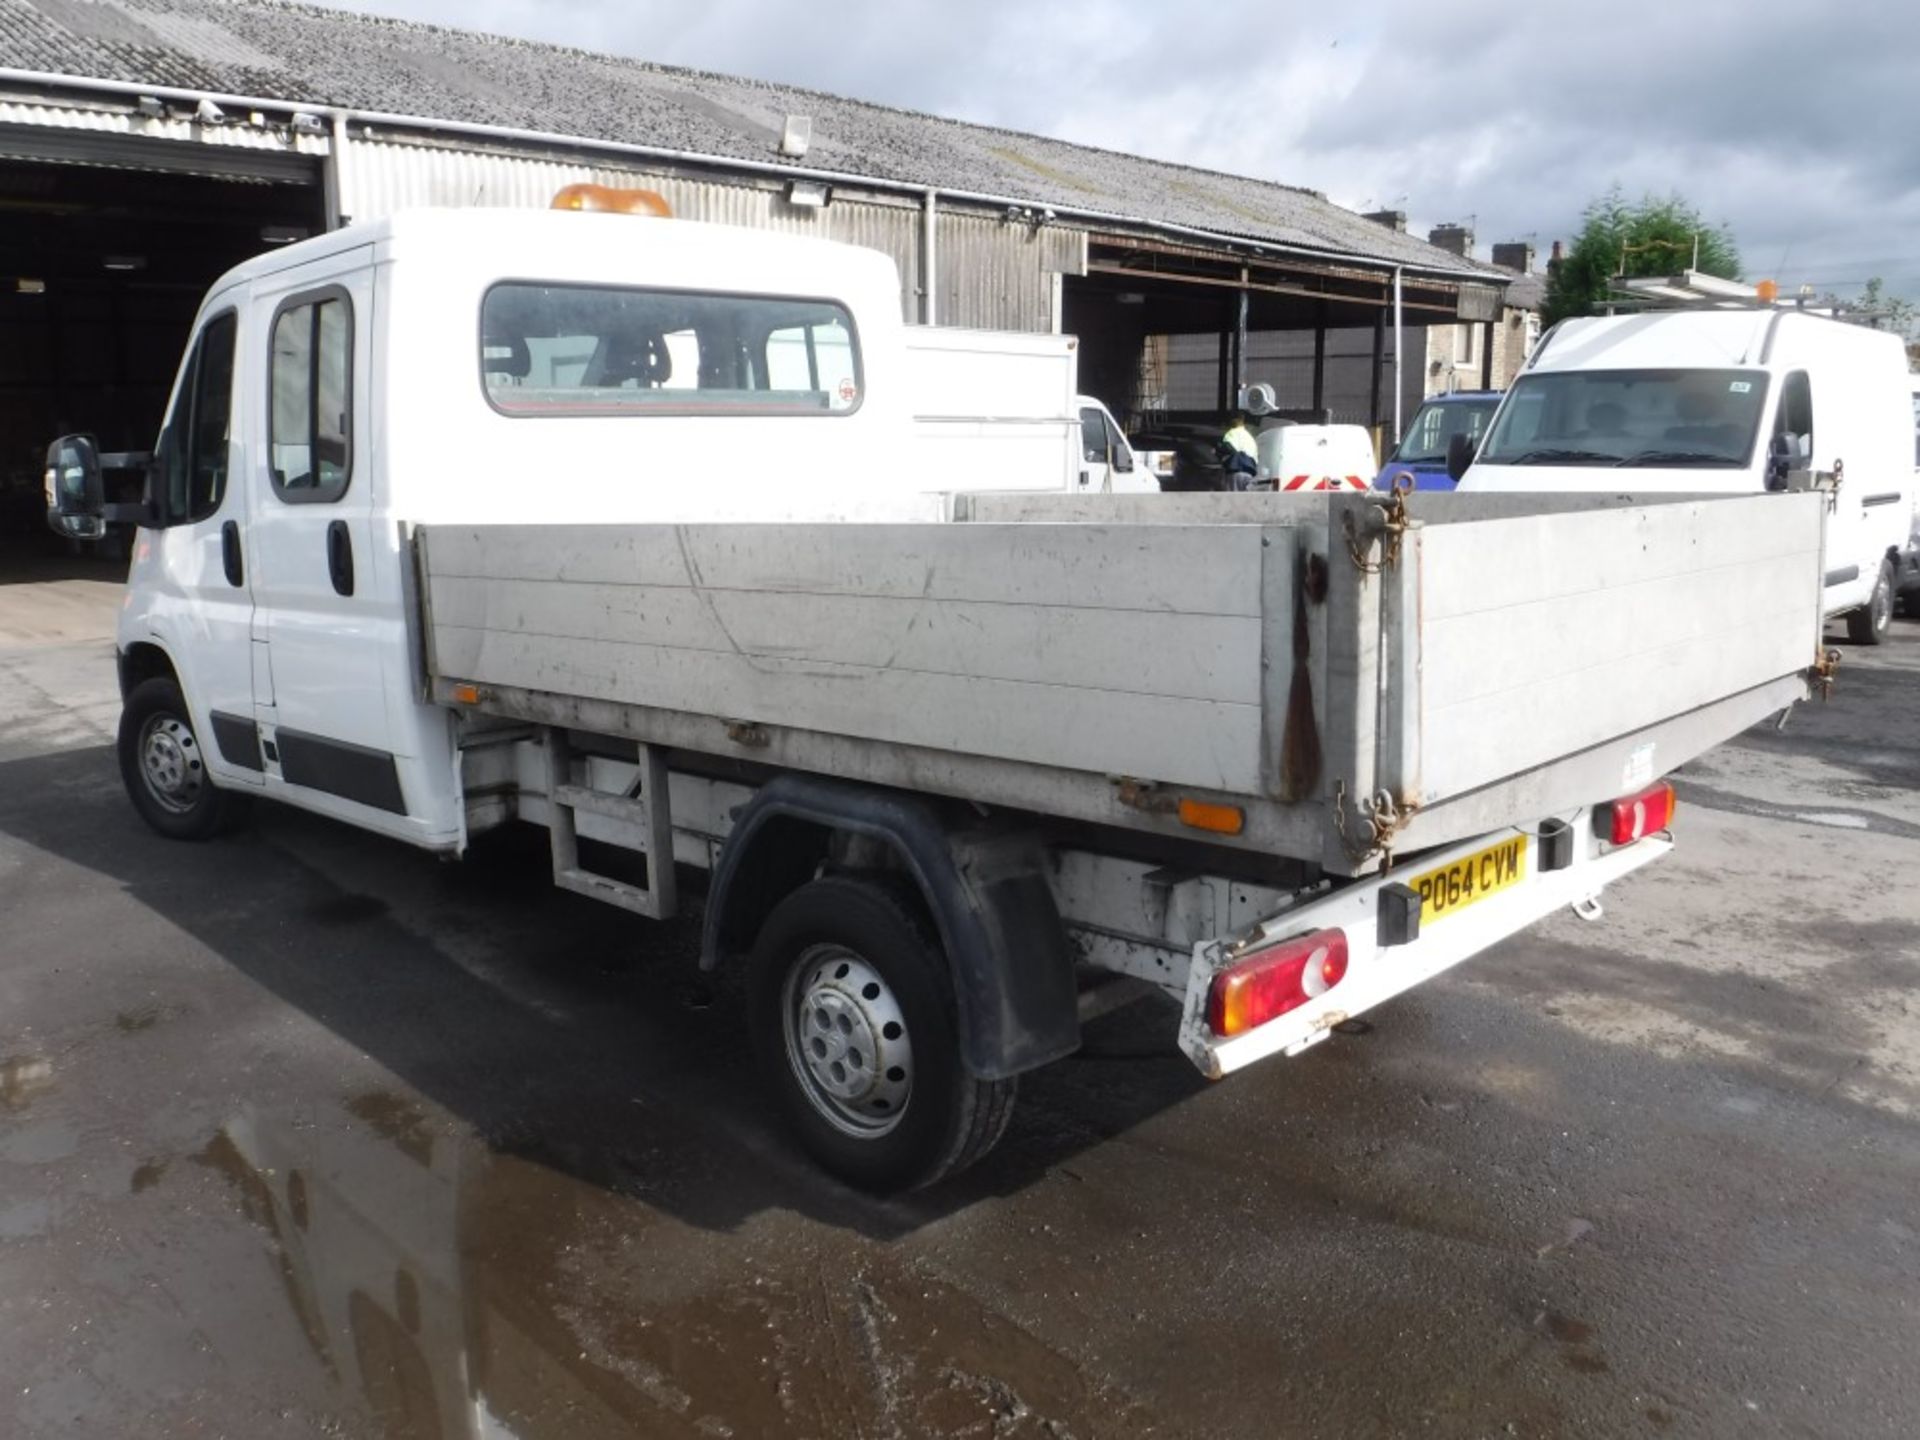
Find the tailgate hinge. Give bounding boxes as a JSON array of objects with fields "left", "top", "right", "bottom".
[
  {"left": 1341, "top": 472, "right": 1418, "bottom": 574},
  {"left": 1808, "top": 646, "right": 1842, "bottom": 701},
  {"left": 1332, "top": 780, "right": 1420, "bottom": 871}
]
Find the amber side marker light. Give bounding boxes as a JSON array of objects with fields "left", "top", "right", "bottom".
[
  {"left": 551, "top": 184, "right": 673, "bottom": 217},
  {"left": 450, "top": 683, "right": 483, "bottom": 706},
  {"left": 1177, "top": 798, "right": 1245, "bottom": 836}
]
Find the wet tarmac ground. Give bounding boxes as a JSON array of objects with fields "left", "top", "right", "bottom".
[{"left": 4, "top": 551, "right": 1920, "bottom": 1439}]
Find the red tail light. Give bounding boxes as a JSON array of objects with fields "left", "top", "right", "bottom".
[
  {"left": 1207, "top": 928, "right": 1349, "bottom": 1037},
  {"left": 1603, "top": 782, "right": 1676, "bottom": 845}
]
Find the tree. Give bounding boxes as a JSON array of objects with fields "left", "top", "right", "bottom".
[
  {"left": 1542, "top": 188, "right": 1741, "bottom": 326},
  {"left": 1848, "top": 277, "right": 1917, "bottom": 340}
]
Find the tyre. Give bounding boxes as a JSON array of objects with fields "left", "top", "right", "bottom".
[
  {"left": 117, "top": 677, "right": 251, "bottom": 840},
  {"left": 747, "top": 877, "right": 1016, "bottom": 1192},
  {"left": 1846, "top": 559, "right": 1894, "bottom": 646}
]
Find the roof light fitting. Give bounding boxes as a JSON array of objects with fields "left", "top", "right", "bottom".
[
  {"left": 289, "top": 111, "right": 327, "bottom": 135},
  {"left": 785, "top": 179, "right": 830, "bottom": 209},
  {"left": 134, "top": 94, "right": 165, "bottom": 119},
  {"left": 194, "top": 97, "right": 225, "bottom": 125}
]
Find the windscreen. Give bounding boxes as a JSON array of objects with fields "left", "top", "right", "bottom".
[
  {"left": 1390, "top": 398, "right": 1497, "bottom": 464},
  {"left": 1478, "top": 368, "right": 1770, "bottom": 468}
]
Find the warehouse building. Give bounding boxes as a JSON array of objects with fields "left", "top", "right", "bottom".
[{"left": 0, "top": 0, "right": 1510, "bottom": 512}]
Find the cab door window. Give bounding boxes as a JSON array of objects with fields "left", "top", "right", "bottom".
[
  {"left": 1080, "top": 407, "right": 1110, "bottom": 463},
  {"left": 270, "top": 290, "right": 354, "bottom": 502},
  {"left": 160, "top": 310, "right": 238, "bottom": 525}
]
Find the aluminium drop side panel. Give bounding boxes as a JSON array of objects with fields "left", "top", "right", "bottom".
[{"left": 422, "top": 521, "right": 1270, "bottom": 795}]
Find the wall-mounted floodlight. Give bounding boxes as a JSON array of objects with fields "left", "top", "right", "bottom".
[
  {"left": 194, "top": 98, "right": 226, "bottom": 125},
  {"left": 786, "top": 179, "right": 830, "bottom": 209},
  {"left": 780, "top": 114, "right": 812, "bottom": 158},
  {"left": 17, "top": 278, "right": 46, "bottom": 294},
  {"left": 135, "top": 95, "right": 165, "bottom": 119},
  {"left": 289, "top": 112, "right": 327, "bottom": 135}
]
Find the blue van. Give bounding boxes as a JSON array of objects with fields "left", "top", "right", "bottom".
[{"left": 1373, "top": 391, "right": 1501, "bottom": 491}]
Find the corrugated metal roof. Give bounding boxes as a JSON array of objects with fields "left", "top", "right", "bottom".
[{"left": 0, "top": 0, "right": 1501, "bottom": 281}]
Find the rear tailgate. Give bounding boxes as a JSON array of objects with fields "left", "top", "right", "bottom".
[{"left": 1324, "top": 489, "right": 1826, "bottom": 868}]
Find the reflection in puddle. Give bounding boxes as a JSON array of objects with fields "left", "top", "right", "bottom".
[
  {"left": 184, "top": 1101, "right": 1130, "bottom": 1439},
  {"left": 1, "top": 1055, "right": 53, "bottom": 1110}
]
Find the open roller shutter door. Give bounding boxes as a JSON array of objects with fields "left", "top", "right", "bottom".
[{"left": 0, "top": 123, "right": 318, "bottom": 185}]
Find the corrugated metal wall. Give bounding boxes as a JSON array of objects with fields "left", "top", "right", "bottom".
[
  {"left": 345, "top": 135, "right": 1080, "bottom": 331},
  {"left": 937, "top": 211, "right": 1085, "bottom": 332}
]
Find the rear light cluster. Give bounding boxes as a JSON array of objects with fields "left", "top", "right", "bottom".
[
  {"left": 1207, "top": 928, "right": 1348, "bottom": 1037},
  {"left": 1602, "top": 782, "right": 1676, "bottom": 846}
]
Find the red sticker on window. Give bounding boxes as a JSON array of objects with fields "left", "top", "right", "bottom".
[{"left": 837, "top": 377, "right": 858, "bottom": 405}]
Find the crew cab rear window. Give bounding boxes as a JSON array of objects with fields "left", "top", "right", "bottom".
[
  {"left": 480, "top": 283, "right": 862, "bottom": 417},
  {"left": 269, "top": 289, "right": 353, "bottom": 503}
]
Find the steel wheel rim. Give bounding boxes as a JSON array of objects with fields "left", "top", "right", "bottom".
[
  {"left": 1875, "top": 576, "right": 1893, "bottom": 631},
  {"left": 139, "top": 712, "right": 205, "bottom": 814},
  {"left": 781, "top": 943, "right": 913, "bottom": 1138}
]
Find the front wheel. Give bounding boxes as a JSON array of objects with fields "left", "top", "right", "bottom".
[
  {"left": 1846, "top": 559, "right": 1894, "bottom": 646},
  {"left": 747, "top": 878, "right": 1015, "bottom": 1192},
  {"left": 117, "top": 677, "right": 251, "bottom": 840}
]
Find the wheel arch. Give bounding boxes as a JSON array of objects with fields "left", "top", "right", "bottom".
[
  {"left": 117, "top": 640, "right": 181, "bottom": 702},
  {"left": 704, "top": 775, "right": 1080, "bottom": 1081}
]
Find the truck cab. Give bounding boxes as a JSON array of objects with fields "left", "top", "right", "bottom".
[
  {"left": 65, "top": 209, "right": 918, "bottom": 849},
  {"left": 1457, "top": 309, "right": 1915, "bottom": 644}
]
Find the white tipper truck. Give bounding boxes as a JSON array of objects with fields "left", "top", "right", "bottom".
[{"left": 45, "top": 198, "right": 1834, "bottom": 1191}]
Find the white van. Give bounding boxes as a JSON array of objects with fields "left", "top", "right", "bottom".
[
  {"left": 1457, "top": 309, "right": 1914, "bottom": 643},
  {"left": 1257, "top": 422, "right": 1378, "bottom": 492}
]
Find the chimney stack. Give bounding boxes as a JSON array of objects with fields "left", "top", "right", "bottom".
[
  {"left": 1491, "top": 240, "right": 1534, "bottom": 274},
  {"left": 1428, "top": 223, "right": 1474, "bottom": 258},
  {"left": 1364, "top": 209, "right": 1408, "bottom": 233}
]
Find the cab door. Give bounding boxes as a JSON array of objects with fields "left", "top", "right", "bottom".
[
  {"left": 140, "top": 301, "right": 266, "bottom": 788},
  {"left": 244, "top": 251, "right": 406, "bottom": 823},
  {"left": 1077, "top": 403, "right": 1113, "bottom": 492}
]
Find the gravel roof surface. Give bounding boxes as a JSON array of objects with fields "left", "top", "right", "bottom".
[{"left": 3, "top": 0, "right": 1504, "bottom": 279}]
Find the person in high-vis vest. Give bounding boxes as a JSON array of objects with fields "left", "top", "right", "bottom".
[{"left": 1218, "top": 412, "right": 1260, "bottom": 490}]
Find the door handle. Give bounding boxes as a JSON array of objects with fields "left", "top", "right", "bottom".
[
  {"left": 326, "top": 520, "right": 355, "bottom": 597},
  {"left": 220, "top": 520, "right": 243, "bottom": 587}
]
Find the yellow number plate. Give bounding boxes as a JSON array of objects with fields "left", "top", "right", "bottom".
[{"left": 1411, "top": 834, "right": 1529, "bottom": 923}]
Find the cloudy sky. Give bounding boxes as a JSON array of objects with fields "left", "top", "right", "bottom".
[{"left": 321, "top": 0, "right": 1918, "bottom": 301}]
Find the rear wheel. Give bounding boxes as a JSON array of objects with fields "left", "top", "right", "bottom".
[
  {"left": 747, "top": 877, "right": 1015, "bottom": 1192},
  {"left": 117, "top": 677, "right": 251, "bottom": 840},
  {"left": 1846, "top": 559, "right": 1894, "bottom": 646}
]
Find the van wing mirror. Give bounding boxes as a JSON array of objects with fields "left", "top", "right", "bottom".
[
  {"left": 1111, "top": 441, "right": 1134, "bottom": 474},
  {"left": 1766, "top": 432, "right": 1812, "bottom": 492},
  {"left": 44, "top": 434, "right": 106, "bottom": 540},
  {"left": 1445, "top": 431, "right": 1477, "bottom": 481}
]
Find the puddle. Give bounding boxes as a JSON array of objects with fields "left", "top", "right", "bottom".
[
  {"left": 0, "top": 1055, "right": 53, "bottom": 1110},
  {"left": 0, "top": 1121, "right": 78, "bottom": 1164},
  {"left": 170, "top": 1101, "right": 1140, "bottom": 1439},
  {"left": 0, "top": 1198, "right": 52, "bottom": 1240},
  {"left": 116, "top": 1006, "right": 162, "bottom": 1034}
]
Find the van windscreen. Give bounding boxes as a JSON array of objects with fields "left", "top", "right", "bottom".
[
  {"left": 480, "top": 283, "right": 861, "bottom": 418},
  {"left": 1478, "top": 369, "right": 1770, "bottom": 468}
]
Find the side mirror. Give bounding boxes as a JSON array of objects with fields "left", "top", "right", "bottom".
[
  {"left": 44, "top": 434, "right": 106, "bottom": 541},
  {"left": 1112, "top": 443, "right": 1134, "bottom": 474},
  {"left": 1446, "top": 431, "right": 1477, "bottom": 481},
  {"left": 1767, "top": 432, "right": 1811, "bottom": 492}
]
